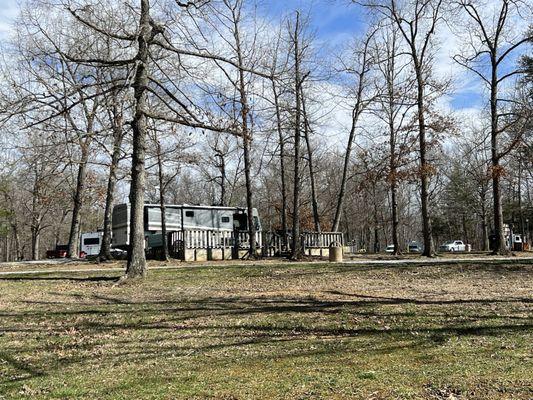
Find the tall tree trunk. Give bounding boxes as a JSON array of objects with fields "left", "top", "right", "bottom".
[
  {"left": 11, "top": 222, "right": 21, "bottom": 260},
  {"left": 241, "top": 134, "right": 256, "bottom": 257},
  {"left": 518, "top": 157, "right": 524, "bottom": 242},
  {"left": 156, "top": 141, "right": 169, "bottom": 261},
  {"left": 291, "top": 12, "right": 302, "bottom": 259},
  {"left": 4, "top": 236, "right": 9, "bottom": 262},
  {"left": 232, "top": 11, "right": 256, "bottom": 259},
  {"left": 218, "top": 152, "right": 226, "bottom": 206},
  {"left": 386, "top": 31, "right": 401, "bottom": 255},
  {"left": 373, "top": 184, "right": 380, "bottom": 253},
  {"left": 414, "top": 61, "right": 435, "bottom": 257},
  {"left": 481, "top": 205, "right": 490, "bottom": 251},
  {"left": 99, "top": 99, "right": 124, "bottom": 261},
  {"left": 68, "top": 142, "right": 90, "bottom": 258},
  {"left": 126, "top": 0, "right": 151, "bottom": 278},
  {"left": 31, "top": 227, "right": 39, "bottom": 261},
  {"left": 332, "top": 121, "right": 356, "bottom": 232},
  {"left": 490, "top": 54, "right": 507, "bottom": 255},
  {"left": 301, "top": 86, "right": 321, "bottom": 232},
  {"left": 99, "top": 134, "right": 123, "bottom": 261},
  {"left": 272, "top": 81, "right": 288, "bottom": 249},
  {"left": 390, "top": 180, "right": 400, "bottom": 254},
  {"left": 331, "top": 33, "right": 372, "bottom": 232},
  {"left": 31, "top": 180, "right": 40, "bottom": 261}
]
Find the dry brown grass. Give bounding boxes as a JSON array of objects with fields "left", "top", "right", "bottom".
[{"left": 0, "top": 261, "right": 532, "bottom": 399}]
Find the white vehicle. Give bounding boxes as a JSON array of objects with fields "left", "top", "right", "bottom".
[
  {"left": 385, "top": 244, "right": 395, "bottom": 253},
  {"left": 439, "top": 240, "right": 466, "bottom": 252},
  {"left": 112, "top": 203, "right": 262, "bottom": 249},
  {"left": 80, "top": 231, "right": 103, "bottom": 256}
]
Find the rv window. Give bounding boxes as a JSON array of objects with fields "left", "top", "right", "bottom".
[
  {"left": 83, "top": 238, "right": 100, "bottom": 245},
  {"left": 185, "top": 211, "right": 194, "bottom": 218},
  {"left": 221, "top": 216, "right": 230, "bottom": 223}
]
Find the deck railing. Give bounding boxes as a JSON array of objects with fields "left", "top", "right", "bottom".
[
  {"left": 263, "top": 231, "right": 344, "bottom": 256},
  {"left": 158, "top": 229, "right": 343, "bottom": 260},
  {"left": 169, "top": 230, "right": 262, "bottom": 250},
  {"left": 302, "top": 232, "right": 343, "bottom": 248}
]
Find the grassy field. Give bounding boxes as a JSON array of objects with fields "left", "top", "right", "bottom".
[{"left": 0, "top": 261, "right": 531, "bottom": 399}]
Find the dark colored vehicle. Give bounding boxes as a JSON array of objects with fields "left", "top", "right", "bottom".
[
  {"left": 46, "top": 244, "right": 69, "bottom": 259},
  {"left": 46, "top": 244, "right": 86, "bottom": 259}
]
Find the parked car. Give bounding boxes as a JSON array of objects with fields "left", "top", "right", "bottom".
[
  {"left": 46, "top": 244, "right": 69, "bottom": 259},
  {"left": 46, "top": 244, "right": 87, "bottom": 259},
  {"left": 408, "top": 241, "right": 423, "bottom": 253},
  {"left": 385, "top": 244, "right": 395, "bottom": 253},
  {"left": 110, "top": 248, "right": 128, "bottom": 259},
  {"left": 439, "top": 240, "right": 466, "bottom": 252}
]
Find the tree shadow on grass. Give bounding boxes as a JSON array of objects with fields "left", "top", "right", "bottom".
[
  {"left": 323, "top": 290, "right": 533, "bottom": 305},
  {"left": 1, "top": 270, "right": 531, "bottom": 391},
  {"left": 0, "top": 275, "right": 120, "bottom": 283},
  {"left": 1, "top": 290, "right": 531, "bottom": 322},
  {"left": 2, "top": 313, "right": 530, "bottom": 388}
]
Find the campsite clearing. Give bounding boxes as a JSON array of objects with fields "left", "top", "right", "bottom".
[{"left": 0, "top": 260, "right": 531, "bottom": 399}]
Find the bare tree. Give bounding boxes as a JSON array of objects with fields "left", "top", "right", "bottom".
[
  {"left": 98, "top": 88, "right": 129, "bottom": 262},
  {"left": 300, "top": 84, "right": 321, "bottom": 232},
  {"left": 372, "top": 23, "right": 417, "bottom": 254},
  {"left": 453, "top": 0, "right": 532, "bottom": 254},
  {"left": 268, "top": 31, "right": 290, "bottom": 250},
  {"left": 331, "top": 28, "right": 376, "bottom": 232},
  {"left": 289, "top": 11, "right": 304, "bottom": 259},
  {"left": 360, "top": 0, "right": 447, "bottom": 256},
  {"left": 458, "top": 124, "right": 493, "bottom": 251}
]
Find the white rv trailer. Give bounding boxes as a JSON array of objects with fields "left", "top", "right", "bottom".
[
  {"left": 80, "top": 231, "right": 103, "bottom": 256},
  {"left": 111, "top": 203, "right": 261, "bottom": 249}
]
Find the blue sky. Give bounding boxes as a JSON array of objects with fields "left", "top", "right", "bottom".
[
  {"left": 0, "top": 0, "right": 367, "bottom": 48},
  {"left": 262, "top": 0, "right": 367, "bottom": 38},
  {"left": 0, "top": 0, "right": 527, "bottom": 116}
]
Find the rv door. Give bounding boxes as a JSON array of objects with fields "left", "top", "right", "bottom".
[{"left": 233, "top": 212, "right": 247, "bottom": 231}]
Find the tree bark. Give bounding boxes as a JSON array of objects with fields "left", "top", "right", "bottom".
[
  {"left": 125, "top": 0, "right": 152, "bottom": 278},
  {"left": 272, "top": 81, "right": 288, "bottom": 249},
  {"left": 301, "top": 85, "right": 321, "bottom": 232},
  {"left": 99, "top": 93, "right": 125, "bottom": 262},
  {"left": 10, "top": 221, "right": 21, "bottom": 260},
  {"left": 232, "top": 6, "right": 256, "bottom": 258},
  {"left": 67, "top": 142, "right": 91, "bottom": 258},
  {"left": 156, "top": 140, "right": 169, "bottom": 261},
  {"left": 291, "top": 12, "right": 302, "bottom": 259},
  {"left": 99, "top": 122, "right": 124, "bottom": 261},
  {"left": 373, "top": 184, "right": 380, "bottom": 253},
  {"left": 218, "top": 151, "right": 227, "bottom": 206},
  {"left": 390, "top": 179, "right": 400, "bottom": 254},
  {"left": 4, "top": 236, "right": 9, "bottom": 262},
  {"left": 481, "top": 204, "right": 489, "bottom": 251},
  {"left": 331, "top": 33, "right": 372, "bottom": 232},
  {"left": 386, "top": 33, "right": 400, "bottom": 255},
  {"left": 31, "top": 226, "right": 39, "bottom": 261},
  {"left": 490, "top": 53, "right": 507, "bottom": 255},
  {"left": 30, "top": 178, "right": 41, "bottom": 261},
  {"left": 414, "top": 60, "right": 435, "bottom": 257}
]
